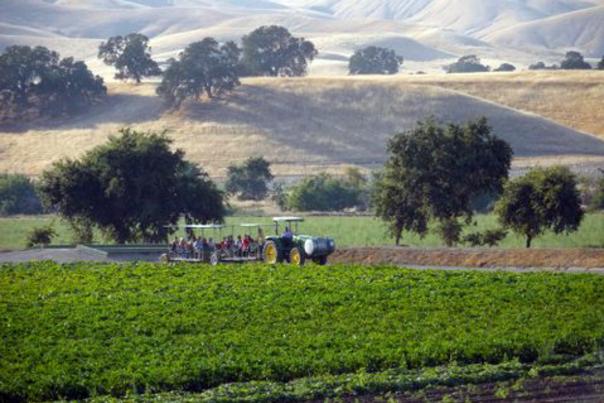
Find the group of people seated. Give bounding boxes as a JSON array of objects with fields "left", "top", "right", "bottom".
[{"left": 169, "top": 229, "right": 265, "bottom": 260}]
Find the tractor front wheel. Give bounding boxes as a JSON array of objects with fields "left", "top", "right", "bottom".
[
  {"left": 289, "top": 247, "right": 305, "bottom": 266},
  {"left": 263, "top": 240, "right": 283, "bottom": 264}
]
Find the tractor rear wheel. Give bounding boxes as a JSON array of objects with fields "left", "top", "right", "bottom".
[
  {"left": 263, "top": 240, "right": 283, "bottom": 264},
  {"left": 289, "top": 247, "right": 305, "bottom": 266}
]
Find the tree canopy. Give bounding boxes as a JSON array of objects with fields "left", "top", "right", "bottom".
[
  {"left": 348, "top": 46, "right": 403, "bottom": 75},
  {"left": 225, "top": 157, "right": 274, "bottom": 201},
  {"left": 157, "top": 38, "right": 241, "bottom": 107},
  {"left": 0, "top": 174, "right": 44, "bottom": 216},
  {"left": 495, "top": 166, "right": 584, "bottom": 248},
  {"left": 0, "top": 45, "right": 106, "bottom": 122},
  {"left": 241, "top": 26, "right": 317, "bottom": 77},
  {"left": 39, "top": 128, "right": 225, "bottom": 244},
  {"left": 445, "top": 55, "right": 489, "bottom": 73},
  {"left": 98, "top": 33, "right": 161, "bottom": 83},
  {"left": 494, "top": 63, "right": 516, "bottom": 72},
  {"left": 374, "top": 118, "right": 513, "bottom": 245},
  {"left": 560, "top": 51, "right": 591, "bottom": 70}
]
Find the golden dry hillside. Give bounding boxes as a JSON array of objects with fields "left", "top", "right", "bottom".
[{"left": 1, "top": 71, "right": 603, "bottom": 179}]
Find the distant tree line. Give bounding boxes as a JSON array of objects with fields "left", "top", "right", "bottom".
[
  {"left": 372, "top": 117, "right": 585, "bottom": 248},
  {"left": 445, "top": 51, "right": 603, "bottom": 74},
  {"left": 530, "top": 51, "right": 599, "bottom": 71}
]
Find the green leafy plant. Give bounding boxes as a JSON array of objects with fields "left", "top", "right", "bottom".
[{"left": 2, "top": 262, "right": 604, "bottom": 401}]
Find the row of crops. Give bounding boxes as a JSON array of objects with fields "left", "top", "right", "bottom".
[{"left": 1, "top": 262, "right": 604, "bottom": 401}]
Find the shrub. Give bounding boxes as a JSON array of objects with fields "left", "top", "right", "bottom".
[
  {"left": 287, "top": 173, "right": 364, "bottom": 212},
  {"left": 0, "top": 174, "right": 44, "bottom": 216},
  {"left": 271, "top": 182, "right": 288, "bottom": 211},
  {"left": 26, "top": 225, "right": 56, "bottom": 248},
  {"left": 463, "top": 232, "right": 483, "bottom": 247},
  {"left": 529, "top": 62, "right": 558, "bottom": 70},
  {"left": 437, "top": 219, "right": 463, "bottom": 247}
]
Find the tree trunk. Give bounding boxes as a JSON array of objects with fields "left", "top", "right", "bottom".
[
  {"left": 526, "top": 235, "right": 532, "bottom": 248},
  {"left": 395, "top": 227, "right": 402, "bottom": 246},
  {"left": 205, "top": 86, "right": 213, "bottom": 99}
]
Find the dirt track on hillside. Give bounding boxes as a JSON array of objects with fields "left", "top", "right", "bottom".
[{"left": 331, "top": 247, "right": 604, "bottom": 269}]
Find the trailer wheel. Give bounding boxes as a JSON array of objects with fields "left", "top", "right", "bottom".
[{"left": 313, "top": 256, "right": 328, "bottom": 265}]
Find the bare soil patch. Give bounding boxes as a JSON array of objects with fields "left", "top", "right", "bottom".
[{"left": 332, "top": 247, "right": 604, "bottom": 269}]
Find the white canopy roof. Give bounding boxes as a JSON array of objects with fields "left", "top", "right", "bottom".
[
  {"left": 273, "top": 216, "right": 304, "bottom": 222},
  {"left": 184, "top": 224, "right": 224, "bottom": 229}
]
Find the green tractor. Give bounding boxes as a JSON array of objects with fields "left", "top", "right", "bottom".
[{"left": 263, "top": 217, "right": 336, "bottom": 266}]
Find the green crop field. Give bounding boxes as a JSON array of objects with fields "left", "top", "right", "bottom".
[
  {"left": 1, "top": 213, "right": 603, "bottom": 251},
  {"left": 2, "top": 262, "right": 604, "bottom": 401}
]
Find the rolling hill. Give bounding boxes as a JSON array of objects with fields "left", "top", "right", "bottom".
[
  {"left": 1, "top": 72, "right": 603, "bottom": 179},
  {"left": 2, "top": 0, "right": 604, "bottom": 76}
]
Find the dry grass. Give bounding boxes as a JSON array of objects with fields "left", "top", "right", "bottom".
[
  {"left": 400, "top": 70, "right": 604, "bottom": 140},
  {"left": 1, "top": 71, "right": 603, "bottom": 179}
]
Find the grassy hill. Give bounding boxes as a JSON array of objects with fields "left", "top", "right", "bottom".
[{"left": 1, "top": 71, "right": 603, "bottom": 179}]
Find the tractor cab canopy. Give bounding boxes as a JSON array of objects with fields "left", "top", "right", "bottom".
[{"left": 272, "top": 216, "right": 304, "bottom": 235}]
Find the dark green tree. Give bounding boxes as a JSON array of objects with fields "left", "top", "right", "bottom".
[
  {"left": 374, "top": 118, "right": 512, "bottom": 246},
  {"left": 598, "top": 56, "right": 604, "bottom": 70},
  {"left": 225, "top": 157, "right": 274, "bottom": 201},
  {"left": 39, "top": 128, "right": 225, "bottom": 244},
  {"left": 373, "top": 170, "right": 428, "bottom": 246},
  {"left": 446, "top": 55, "right": 489, "bottom": 73},
  {"left": 157, "top": 38, "right": 241, "bottom": 106},
  {"left": 0, "top": 45, "right": 105, "bottom": 121},
  {"left": 349, "top": 46, "right": 403, "bottom": 75},
  {"left": 494, "top": 63, "right": 516, "bottom": 72},
  {"left": 241, "top": 26, "right": 317, "bottom": 77},
  {"left": 495, "top": 166, "right": 584, "bottom": 248},
  {"left": 560, "top": 51, "right": 592, "bottom": 70},
  {"left": 0, "top": 174, "right": 44, "bottom": 215},
  {"left": 98, "top": 33, "right": 161, "bottom": 83}
]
